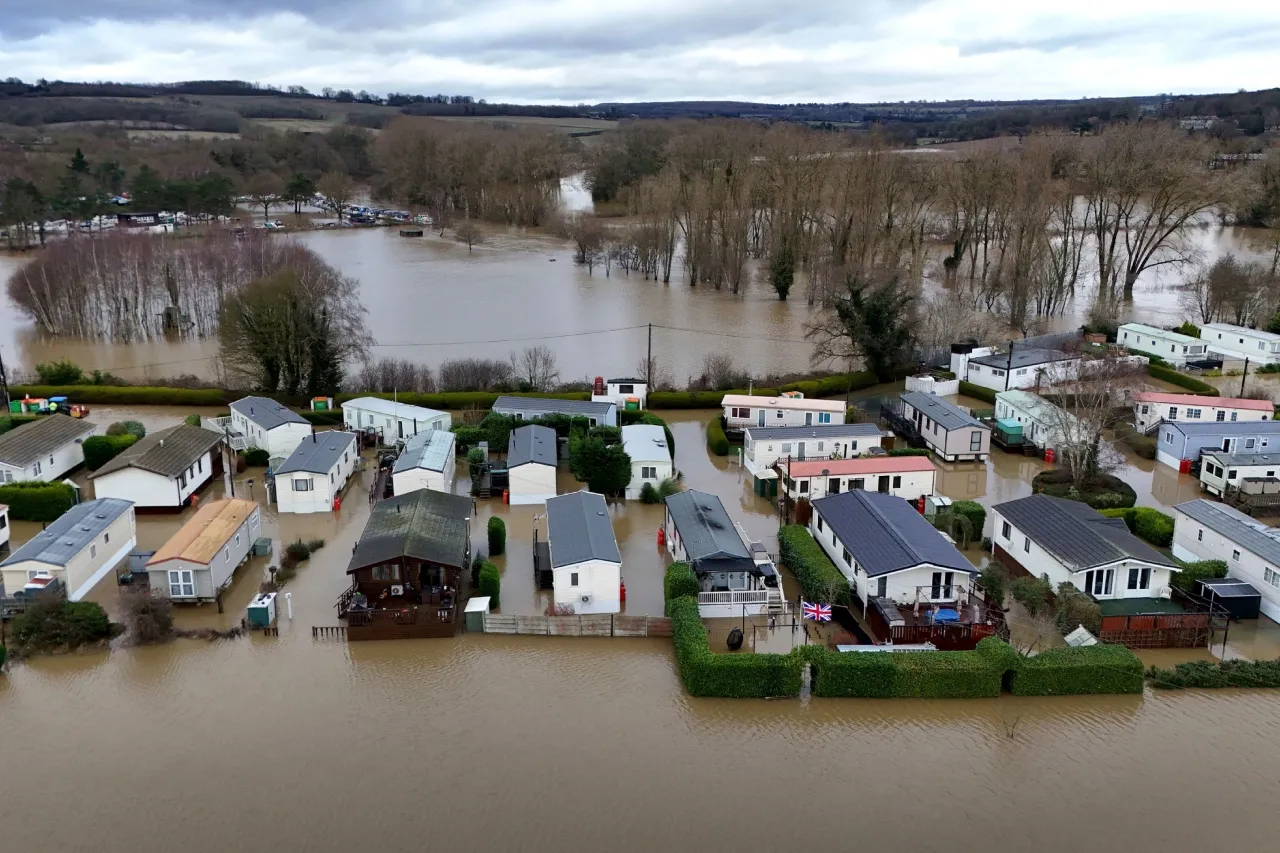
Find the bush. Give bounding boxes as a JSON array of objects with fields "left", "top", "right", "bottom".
[
  {"left": 184, "top": 414, "right": 202, "bottom": 427},
  {"left": 0, "top": 481, "right": 76, "bottom": 521},
  {"left": 664, "top": 562, "right": 700, "bottom": 612},
  {"left": 1177, "top": 321, "right": 1201, "bottom": 338},
  {"left": 487, "top": 517, "right": 506, "bottom": 556},
  {"left": 11, "top": 599, "right": 113, "bottom": 653},
  {"left": 1053, "top": 582, "right": 1102, "bottom": 635},
  {"left": 778, "top": 525, "right": 848, "bottom": 604},
  {"left": 568, "top": 435, "right": 632, "bottom": 495},
  {"left": 243, "top": 448, "right": 271, "bottom": 466},
  {"left": 477, "top": 560, "right": 501, "bottom": 608},
  {"left": 1147, "top": 364, "right": 1219, "bottom": 395},
  {"left": 305, "top": 538, "right": 326, "bottom": 552},
  {"left": 1147, "top": 658, "right": 1280, "bottom": 689},
  {"left": 123, "top": 594, "right": 176, "bottom": 645},
  {"left": 1010, "top": 575, "right": 1053, "bottom": 617},
  {"left": 669, "top": 596, "right": 803, "bottom": 698},
  {"left": 34, "top": 358, "right": 85, "bottom": 385},
  {"left": 639, "top": 482, "right": 660, "bottom": 503},
  {"left": 705, "top": 416, "right": 730, "bottom": 456},
  {"left": 1100, "top": 506, "right": 1173, "bottom": 546},
  {"left": 950, "top": 500, "right": 986, "bottom": 538},
  {"left": 958, "top": 381, "right": 996, "bottom": 404},
  {"left": 452, "top": 424, "right": 487, "bottom": 453},
  {"left": 0, "top": 415, "right": 39, "bottom": 435},
  {"left": 285, "top": 540, "right": 312, "bottom": 561},
  {"left": 82, "top": 434, "right": 138, "bottom": 470},
  {"left": 1011, "top": 645, "right": 1144, "bottom": 695},
  {"left": 802, "top": 639, "right": 1007, "bottom": 698},
  {"left": 1031, "top": 469, "right": 1137, "bottom": 509},
  {"left": 105, "top": 420, "right": 146, "bottom": 439},
  {"left": 886, "top": 447, "right": 930, "bottom": 456},
  {"left": 1171, "top": 559, "right": 1228, "bottom": 593},
  {"left": 300, "top": 410, "right": 344, "bottom": 426},
  {"left": 979, "top": 562, "right": 1008, "bottom": 608},
  {"left": 651, "top": 390, "right": 777, "bottom": 409}
]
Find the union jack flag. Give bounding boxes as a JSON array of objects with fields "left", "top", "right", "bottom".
[{"left": 802, "top": 601, "right": 832, "bottom": 622}]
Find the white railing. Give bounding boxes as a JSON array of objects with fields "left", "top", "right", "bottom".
[
  {"left": 206, "top": 416, "right": 248, "bottom": 451},
  {"left": 697, "top": 589, "right": 781, "bottom": 606}
]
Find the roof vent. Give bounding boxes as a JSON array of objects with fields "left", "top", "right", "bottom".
[
  {"left": 159, "top": 439, "right": 165, "bottom": 447},
  {"left": 94, "top": 513, "right": 107, "bottom": 519},
  {"left": 80, "top": 525, "right": 92, "bottom": 532}
]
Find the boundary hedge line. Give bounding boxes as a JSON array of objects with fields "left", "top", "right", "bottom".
[
  {"left": 0, "top": 480, "right": 77, "bottom": 521},
  {"left": 477, "top": 561, "right": 501, "bottom": 608},
  {"left": 669, "top": 595, "right": 804, "bottom": 697},
  {"left": 777, "top": 525, "right": 847, "bottom": 604},
  {"left": 1098, "top": 506, "right": 1174, "bottom": 546},
  {"left": 799, "top": 639, "right": 1008, "bottom": 698},
  {"left": 0, "top": 415, "right": 40, "bottom": 435},
  {"left": 1171, "top": 559, "right": 1228, "bottom": 593},
  {"left": 664, "top": 563, "right": 700, "bottom": 614},
  {"left": 706, "top": 417, "right": 730, "bottom": 456},
  {"left": 1010, "top": 645, "right": 1144, "bottom": 695},
  {"left": 12, "top": 385, "right": 232, "bottom": 405},
  {"left": 958, "top": 381, "right": 996, "bottom": 404},
  {"left": 1146, "top": 364, "right": 1219, "bottom": 395},
  {"left": 82, "top": 434, "right": 138, "bottom": 470},
  {"left": 1147, "top": 658, "right": 1280, "bottom": 689}
]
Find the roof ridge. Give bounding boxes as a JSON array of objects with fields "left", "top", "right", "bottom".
[{"left": 857, "top": 491, "right": 923, "bottom": 565}]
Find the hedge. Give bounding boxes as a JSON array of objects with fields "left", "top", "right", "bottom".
[
  {"left": 777, "top": 371, "right": 880, "bottom": 398},
  {"left": 11, "top": 384, "right": 232, "bottom": 405},
  {"left": 300, "top": 410, "right": 344, "bottom": 426},
  {"left": 777, "top": 525, "right": 847, "bottom": 604},
  {"left": 958, "top": 381, "right": 996, "bottom": 404},
  {"left": 887, "top": 447, "right": 930, "bottom": 456},
  {"left": 82, "top": 434, "right": 138, "bottom": 470},
  {"left": 0, "top": 415, "right": 40, "bottom": 436},
  {"left": 1171, "top": 559, "right": 1228, "bottom": 593},
  {"left": 1147, "top": 658, "right": 1280, "bottom": 689},
  {"left": 706, "top": 417, "right": 730, "bottom": 456},
  {"left": 950, "top": 500, "right": 986, "bottom": 537},
  {"left": 1031, "top": 469, "right": 1136, "bottom": 509},
  {"left": 477, "top": 561, "right": 501, "bottom": 608},
  {"left": 242, "top": 448, "right": 271, "bottom": 466},
  {"left": 487, "top": 517, "right": 506, "bottom": 556},
  {"left": 1146, "top": 364, "right": 1219, "bottom": 395},
  {"left": 669, "top": 596, "right": 803, "bottom": 698},
  {"left": 800, "top": 643, "right": 1005, "bottom": 698},
  {"left": 1098, "top": 506, "right": 1173, "bottom": 546},
  {"left": 0, "top": 481, "right": 77, "bottom": 521},
  {"left": 664, "top": 562, "right": 700, "bottom": 613},
  {"left": 1010, "top": 645, "right": 1144, "bottom": 696}
]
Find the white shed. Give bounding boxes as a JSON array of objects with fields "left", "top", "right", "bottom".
[
  {"left": 0, "top": 498, "right": 136, "bottom": 601},
  {"left": 507, "top": 425, "right": 557, "bottom": 505},
  {"left": 341, "top": 397, "right": 452, "bottom": 443},
  {"left": 392, "top": 429, "right": 456, "bottom": 496},
  {"left": 89, "top": 425, "right": 224, "bottom": 510},
  {"left": 229, "top": 396, "right": 313, "bottom": 458},
  {"left": 274, "top": 431, "right": 358, "bottom": 513},
  {"left": 145, "top": 498, "right": 261, "bottom": 602},
  {"left": 621, "top": 424, "right": 672, "bottom": 500},
  {"left": 0, "top": 415, "right": 97, "bottom": 483},
  {"left": 545, "top": 490, "right": 622, "bottom": 614}
]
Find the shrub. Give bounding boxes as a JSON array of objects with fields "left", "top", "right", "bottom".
[
  {"left": 705, "top": 416, "right": 730, "bottom": 456},
  {"left": 958, "top": 381, "right": 996, "bottom": 404},
  {"left": 452, "top": 424, "right": 486, "bottom": 453},
  {"left": 0, "top": 415, "right": 39, "bottom": 435},
  {"left": 1010, "top": 575, "right": 1053, "bottom": 617},
  {"left": 1031, "top": 469, "right": 1137, "bottom": 509},
  {"left": 34, "top": 358, "right": 85, "bottom": 385},
  {"left": 950, "top": 500, "right": 986, "bottom": 538},
  {"left": 1053, "top": 582, "right": 1102, "bottom": 635},
  {"left": 639, "top": 482, "right": 660, "bottom": 503},
  {"left": 802, "top": 640, "right": 1007, "bottom": 699},
  {"left": 285, "top": 540, "right": 312, "bottom": 561},
  {"left": 300, "top": 410, "right": 344, "bottom": 426},
  {"left": 1116, "top": 425, "right": 1156, "bottom": 460},
  {"left": 1147, "top": 364, "right": 1219, "bottom": 395},
  {"left": 184, "top": 414, "right": 202, "bottom": 426},
  {"left": 664, "top": 562, "right": 700, "bottom": 612},
  {"left": 279, "top": 554, "right": 300, "bottom": 571},
  {"left": 669, "top": 596, "right": 803, "bottom": 698},
  {"left": 887, "top": 447, "right": 930, "bottom": 456},
  {"left": 305, "top": 538, "right": 326, "bottom": 552},
  {"left": 11, "top": 599, "right": 113, "bottom": 653},
  {"left": 979, "top": 562, "right": 1008, "bottom": 608},
  {"left": 487, "top": 517, "right": 506, "bottom": 556},
  {"left": 1132, "top": 507, "right": 1174, "bottom": 547},
  {"left": 0, "top": 481, "right": 76, "bottom": 521},
  {"left": 1171, "top": 559, "right": 1228, "bottom": 593},
  {"left": 568, "top": 435, "right": 632, "bottom": 495},
  {"left": 1147, "top": 658, "right": 1280, "bottom": 689},
  {"left": 478, "top": 560, "right": 501, "bottom": 607},
  {"left": 650, "top": 390, "right": 776, "bottom": 409},
  {"left": 1011, "top": 645, "right": 1144, "bottom": 695},
  {"left": 1177, "top": 321, "right": 1201, "bottom": 337},
  {"left": 82, "top": 434, "right": 138, "bottom": 470},
  {"left": 111, "top": 420, "right": 146, "bottom": 439},
  {"left": 243, "top": 448, "right": 271, "bottom": 467},
  {"left": 778, "top": 525, "right": 847, "bottom": 604},
  {"left": 123, "top": 594, "right": 176, "bottom": 645}
]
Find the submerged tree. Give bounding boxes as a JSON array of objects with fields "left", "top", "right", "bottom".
[{"left": 805, "top": 275, "right": 916, "bottom": 382}]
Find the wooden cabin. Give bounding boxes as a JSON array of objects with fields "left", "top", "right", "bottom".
[{"left": 336, "top": 488, "right": 473, "bottom": 640}]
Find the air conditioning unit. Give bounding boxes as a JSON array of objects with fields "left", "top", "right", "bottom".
[
  {"left": 390, "top": 585, "right": 404, "bottom": 596},
  {"left": 580, "top": 594, "right": 592, "bottom": 604}
]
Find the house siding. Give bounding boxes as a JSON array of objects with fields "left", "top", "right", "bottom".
[
  {"left": 1, "top": 510, "right": 136, "bottom": 601},
  {"left": 1201, "top": 324, "right": 1280, "bottom": 363},
  {"left": 1156, "top": 425, "right": 1280, "bottom": 469},
  {"left": 230, "top": 412, "right": 312, "bottom": 459},
  {"left": 784, "top": 468, "right": 935, "bottom": 503},
  {"left": 964, "top": 358, "right": 1081, "bottom": 392},
  {"left": 508, "top": 462, "right": 557, "bottom": 505},
  {"left": 342, "top": 404, "right": 452, "bottom": 441},
  {"left": 902, "top": 398, "right": 991, "bottom": 461},
  {"left": 1134, "top": 401, "right": 1269, "bottom": 434},
  {"left": 277, "top": 448, "right": 358, "bottom": 514},
  {"left": 744, "top": 431, "right": 882, "bottom": 473},
  {"left": 722, "top": 400, "right": 844, "bottom": 430},
  {"left": 553, "top": 558, "right": 622, "bottom": 614},
  {"left": 625, "top": 457, "right": 672, "bottom": 501},
  {"left": 1119, "top": 324, "right": 1208, "bottom": 368},
  {"left": 0, "top": 430, "right": 96, "bottom": 484},
  {"left": 147, "top": 509, "right": 260, "bottom": 600},
  {"left": 1171, "top": 510, "right": 1280, "bottom": 623},
  {"left": 92, "top": 451, "right": 213, "bottom": 508}
]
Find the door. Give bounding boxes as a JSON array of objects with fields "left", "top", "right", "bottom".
[
  {"left": 931, "top": 571, "right": 954, "bottom": 600},
  {"left": 828, "top": 478, "right": 840, "bottom": 495},
  {"left": 797, "top": 441, "right": 806, "bottom": 461},
  {"left": 758, "top": 410, "right": 765, "bottom": 427},
  {"left": 398, "top": 420, "right": 404, "bottom": 440},
  {"left": 805, "top": 412, "right": 813, "bottom": 426},
  {"left": 876, "top": 577, "right": 888, "bottom": 598},
  {"left": 1084, "top": 569, "right": 1114, "bottom": 597},
  {"left": 877, "top": 475, "right": 891, "bottom": 493}
]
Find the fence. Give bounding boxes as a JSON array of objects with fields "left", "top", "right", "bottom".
[{"left": 482, "top": 613, "right": 672, "bottom": 637}]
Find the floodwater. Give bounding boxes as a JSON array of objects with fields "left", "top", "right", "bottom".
[{"left": 5, "top": 405, "right": 1280, "bottom": 852}]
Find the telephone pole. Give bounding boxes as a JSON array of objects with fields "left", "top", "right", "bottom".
[
  {"left": 647, "top": 323, "right": 653, "bottom": 384},
  {"left": 0, "top": 344, "right": 10, "bottom": 412}
]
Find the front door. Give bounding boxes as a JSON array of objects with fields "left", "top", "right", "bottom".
[
  {"left": 1222, "top": 438, "right": 1235, "bottom": 452},
  {"left": 805, "top": 412, "right": 813, "bottom": 426},
  {"left": 1084, "top": 569, "right": 1114, "bottom": 597},
  {"left": 931, "top": 571, "right": 954, "bottom": 600},
  {"left": 828, "top": 478, "right": 840, "bottom": 495},
  {"left": 758, "top": 410, "right": 765, "bottom": 427},
  {"left": 876, "top": 576, "right": 888, "bottom": 598},
  {"left": 797, "top": 441, "right": 806, "bottom": 460},
  {"left": 398, "top": 420, "right": 404, "bottom": 440},
  {"left": 877, "top": 475, "right": 891, "bottom": 493}
]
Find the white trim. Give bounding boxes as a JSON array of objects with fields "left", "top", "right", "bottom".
[{"left": 67, "top": 537, "right": 135, "bottom": 602}]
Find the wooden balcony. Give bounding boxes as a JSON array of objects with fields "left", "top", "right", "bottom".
[{"left": 345, "top": 603, "right": 459, "bottom": 641}]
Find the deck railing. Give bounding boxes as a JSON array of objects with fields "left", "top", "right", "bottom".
[
  {"left": 697, "top": 589, "right": 782, "bottom": 606},
  {"left": 206, "top": 416, "right": 247, "bottom": 451}
]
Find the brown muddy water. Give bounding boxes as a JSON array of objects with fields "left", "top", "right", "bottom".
[{"left": 5, "top": 406, "right": 1280, "bottom": 852}]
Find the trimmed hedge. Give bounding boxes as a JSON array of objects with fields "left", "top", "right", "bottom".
[
  {"left": 706, "top": 417, "right": 730, "bottom": 456},
  {"left": 11, "top": 384, "right": 231, "bottom": 405},
  {"left": 777, "top": 525, "right": 847, "bottom": 604},
  {"left": 664, "top": 562, "right": 700, "bottom": 614},
  {"left": 0, "top": 415, "right": 40, "bottom": 436},
  {"left": 300, "top": 410, "right": 344, "bottom": 426},
  {"left": 1147, "top": 364, "right": 1219, "bottom": 395},
  {"left": 951, "top": 500, "right": 986, "bottom": 537},
  {"left": 1147, "top": 658, "right": 1280, "bottom": 689},
  {"left": 887, "top": 447, "right": 930, "bottom": 457},
  {"left": 1010, "top": 645, "right": 1145, "bottom": 696},
  {"left": 0, "top": 481, "right": 76, "bottom": 521},
  {"left": 1171, "top": 559, "right": 1228, "bottom": 593},
  {"left": 1098, "top": 506, "right": 1173, "bottom": 547},
  {"left": 487, "top": 517, "right": 506, "bottom": 556},
  {"left": 82, "top": 434, "right": 139, "bottom": 470},
  {"left": 669, "top": 595, "right": 804, "bottom": 698},
  {"left": 243, "top": 448, "right": 271, "bottom": 466},
  {"left": 958, "top": 381, "right": 996, "bottom": 404},
  {"left": 801, "top": 643, "right": 1005, "bottom": 698},
  {"left": 477, "top": 561, "right": 501, "bottom": 608}
]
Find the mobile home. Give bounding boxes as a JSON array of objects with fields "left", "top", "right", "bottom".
[
  {"left": 1118, "top": 323, "right": 1209, "bottom": 368},
  {"left": 0, "top": 415, "right": 97, "bottom": 483},
  {"left": 1200, "top": 322, "right": 1280, "bottom": 364},
  {"left": 1155, "top": 421, "right": 1280, "bottom": 470},
  {"left": 492, "top": 396, "right": 617, "bottom": 428},
  {"left": 341, "top": 397, "right": 451, "bottom": 443},
  {"left": 778, "top": 455, "right": 937, "bottom": 503},
  {"left": 89, "top": 425, "right": 224, "bottom": 510},
  {"left": 899, "top": 391, "right": 990, "bottom": 462},
  {"left": 721, "top": 394, "right": 844, "bottom": 431},
  {"left": 1172, "top": 499, "right": 1280, "bottom": 622},
  {"left": 1132, "top": 391, "right": 1272, "bottom": 434},
  {"left": 228, "top": 396, "right": 312, "bottom": 458},
  {"left": 620, "top": 424, "right": 672, "bottom": 500},
  {"left": 392, "top": 429, "right": 457, "bottom": 496},
  {"left": 545, "top": 490, "right": 622, "bottom": 614},
  {"left": 274, "top": 431, "right": 358, "bottom": 513},
  {"left": 507, "top": 425, "right": 558, "bottom": 505},
  {"left": 145, "top": 498, "right": 261, "bottom": 602},
  {"left": 0, "top": 498, "right": 136, "bottom": 601}
]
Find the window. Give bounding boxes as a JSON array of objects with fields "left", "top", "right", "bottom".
[
  {"left": 1001, "top": 521, "right": 1011, "bottom": 539},
  {"left": 1016, "top": 368, "right": 1027, "bottom": 376},
  {"left": 235, "top": 533, "right": 241, "bottom": 546},
  {"left": 197, "top": 457, "right": 202, "bottom": 473},
  {"left": 818, "top": 413, "right": 832, "bottom": 424},
  {"left": 781, "top": 443, "right": 792, "bottom": 454},
  {"left": 851, "top": 441, "right": 858, "bottom": 451},
  {"left": 798, "top": 481, "right": 809, "bottom": 494},
  {"left": 776, "top": 411, "right": 784, "bottom": 419},
  {"left": 851, "top": 478, "right": 865, "bottom": 490},
  {"left": 1187, "top": 409, "right": 1201, "bottom": 419},
  {"left": 1228, "top": 469, "right": 1238, "bottom": 480},
  {"left": 618, "top": 384, "right": 634, "bottom": 394},
  {"left": 293, "top": 479, "right": 312, "bottom": 491},
  {"left": 33, "top": 460, "right": 42, "bottom": 475},
  {"left": 372, "top": 564, "right": 402, "bottom": 581},
  {"left": 104, "top": 532, "right": 109, "bottom": 544},
  {"left": 1217, "top": 411, "right": 1226, "bottom": 422},
  {"left": 892, "top": 475, "right": 901, "bottom": 488},
  {"left": 731, "top": 407, "right": 751, "bottom": 419},
  {"left": 177, "top": 473, "right": 186, "bottom": 489},
  {"left": 1232, "top": 549, "right": 1240, "bottom": 561},
  {"left": 1231, "top": 411, "right": 1238, "bottom": 421},
  {"left": 1197, "top": 528, "right": 1203, "bottom": 541},
  {"left": 841, "top": 547, "right": 850, "bottom": 566},
  {"left": 817, "top": 442, "right": 824, "bottom": 452},
  {"left": 168, "top": 570, "right": 195, "bottom": 597},
  {"left": 1140, "top": 405, "right": 1149, "bottom": 415},
  {"left": 993, "top": 369, "right": 1005, "bottom": 377},
  {"left": 1024, "top": 537, "right": 1030, "bottom": 553},
  {"left": 90, "top": 544, "right": 96, "bottom": 558},
  {"left": 1127, "top": 567, "right": 1151, "bottom": 590},
  {"left": 817, "top": 516, "right": 824, "bottom": 532},
  {"left": 49, "top": 454, "right": 54, "bottom": 465},
  {"left": 1085, "top": 569, "right": 1114, "bottom": 596},
  {"left": 1264, "top": 567, "right": 1280, "bottom": 589},
  {"left": 344, "top": 451, "right": 349, "bottom": 463},
  {"left": 1164, "top": 432, "right": 1172, "bottom": 444},
  {"left": 970, "top": 431, "right": 982, "bottom": 451},
  {"left": 1169, "top": 407, "right": 1178, "bottom": 419},
  {"left": 570, "top": 572, "right": 579, "bottom": 586},
  {"left": 641, "top": 466, "right": 657, "bottom": 479},
  {"left": 1264, "top": 439, "right": 1270, "bottom": 448},
  {"left": 1247, "top": 438, "right": 1257, "bottom": 449}
]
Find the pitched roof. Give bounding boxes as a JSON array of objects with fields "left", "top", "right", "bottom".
[
  {"left": 620, "top": 424, "right": 671, "bottom": 465},
  {"left": 900, "top": 391, "right": 986, "bottom": 432},
  {"left": 546, "top": 491, "right": 621, "bottom": 567},
  {"left": 89, "top": 424, "right": 224, "bottom": 479},
  {"left": 664, "top": 490, "right": 753, "bottom": 573},
  {"left": 1203, "top": 322, "right": 1280, "bottom": 342},
  {"left": 393, "top": 429, "right": 455, "bottom": 474},
  {"left": 1132, "top": 391, "right": 1272, "bottom": 411},
  {"left": 744, "top": 423, "right": 882, "bottom": 442},
  {"left": 969, "top": 347, "right": 1079, "bottom": 370},
  {"left": 993, "top": 494, "right": 1177, "bottom": 571},
  {"left": 811, "top": 490, "right": 973, "bottom": 577},
  {"left": 995, "top": 390, "right": 1084, "bottom": 431},
  {"left": 275, "top": 431, "right": 357, "bottom": 475},
  {"left": 347, "top": 488, "right": 472, "bottom": 573},
  {"left": 0, "top": 416, "right": 96, "bottom": 467},
  {"left": 784, "top": 455, "right": 937, "bottom": 478},
  {"left": 340, "top": 397, "right": 449, "bottom": 420},
  {"left": 720, "top": 394, "right": 844, "bottom": 413},
  {"left": 508, "top": 424, "right": 557, "bottom": 467},
  {"left": 1174, "top": 499, "right": 1280, "bottom": 565},
  {"left": 491, "top": 396, "right": 615, "bottom": 418},
  {"left": 1, "top": 499, "right": 133, "bottom": 569},
  {"left": 230, "top": 396, "right": 309, "bottom": 430},
  {"left": 1163, "top": 420, "right": 1280, "bottom": 437},
  {"left": 1119, "top": 323, "right": 1203, "bottom": 345},
  {"left": 147, "top": 499, "right": 258, "bottom": 566}
]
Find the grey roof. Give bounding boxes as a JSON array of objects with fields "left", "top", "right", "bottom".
[
  {"left": 508, "top": 425, "right": 557, "bottom": 467},
  {"left": 1165, "top": 421, "right": 1280, "bottom": 437},
  {"left": 1, "top": 498, "right": 132, "bottom": 569},
  {"left": 1175, "top": 499, "right": 1280, "bottom": 565},
  {"left": 664, "top": 490, "right": 755, "bottom": 574},
  {"left": 347, "top": 488, "right": 472, "bottom": 573},
  {"left": 492, "top": 396, "right": 614, "bottom": 418},
  {"left": 1200, "top": 449, "right": 1280, "bottom": 468},
  {"left": 275, "top": 431, "right": 356, "bottom": 475},
  {"left": 393, "top": 429, "right": 455, "bottom": 474},
  {"left": 745, "top": 423, "right": 882, "bottom": 442},
  {"left": 994, "top": 494, "right": 1178, "bottom": 571},
  {"left": 811, "top": 490, "right": 973, "bottom": 578},
  {"left": 0, "top": 416, "right": 96, "bottom": 467},
  {"left": 606, "top": 377, "right": 646, "bottom": 384},
  {"left": 969, "top": 347, "right": 1078, "bottom": 370},
  {"left": 900, "top": 391, "right": 986, "bottom": 432},
  {"left": 545, "top": 491, "right": 621, "bottom": 567},
  {"left": 90, "top": 424, "right": 224, "bottom": 479},
  {"left": 230, "top": 396, "right": 309, "bottom": 431}
]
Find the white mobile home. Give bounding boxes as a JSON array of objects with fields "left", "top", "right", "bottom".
[
  {"left": 1118, "top": 323, "right": 1209, "bottom": 368},
  {"left": 0, "top": 416, "right": 97, "bottom": 483},
  {"left": 274, "top": 431, "right": 358, "bottom": 513},
  {"left": 1200, "top": 322, "right": 1280, "bottom": 364},
  {"left": 955, "top": 346, "right": 1082, "bottom": 392},
  {"left": 721, "top": 394, "right": 844, "bottom": 431},
  {"left": 341, "top": 397, "right": 452, "bottom": 443},
  {"left": 1155, "top": 421, "right": 1280, "bottom": 470},
  {"left": 899, "top": 392, "right": 990, "bottom": 462},
  {"left": 0, "top": 503, "right": 9, "bottom": 557},
  {"left": 991, "top": 495, "right": 1177, "bottom": 602},
  {"left": 994, "top": 390, "right": 1084, "bottom": 453},
  {"left": 1172, "top": 499, "right": 1280, "bottom": 622},
  {"left": 592, "top": 377, "right": 648, "bottom": 410},
  {"left": 89, "top": 425, "right": 224, "bottom": 510},
  {"left": 507, "top": 424, "right": 558, "bottom": 505},
  {"left": 229, "top": 396, "right": 312, "bottom": 458},
  {"left": 779, "top": 455, "right": 937, "bottom": 503},
  {"left": 145, "top": 498, "right": 261, "bottom": 602},
  {"left": 492, "top": 396, "right": 618, "bottom": 428},
  {"left": 392, "top": 429, "right": 457, "bottom": 496},
  {"left": 1198, "top": 449, "right": 1280, "bottom": 497},
  {"left": 1132, "top": 391, "right": 1272, "bottom": 435},
  {"left": 0, "top": 498, "right": 135, "bottom": 601},
  {"left": 742, "top": 423, "right": 883, "bottom": 480},
  {"left": 621, "top": 424, "right": 672, "bottom": 500},
  {"left": 545, "top": 491, "right": 622, "bottom": 614}
]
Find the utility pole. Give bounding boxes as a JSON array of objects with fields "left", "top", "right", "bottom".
[
  {"left": 0, "top": 344, "right": 10, "bottom": 412},
  {"left": 1241, "top": 358, "right": 1249, "bottom": 397},
  {"left": 646, "top": 324, "right": 653, "bottom": 386}
]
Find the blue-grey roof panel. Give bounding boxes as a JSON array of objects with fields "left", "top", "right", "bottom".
[
  {"left": 1, "top": 498, "right": 133, "bottom": 569},
  {"left": 664, "top": 490, "right": 753, "bottom": 573},
  {"left": 744, "top": 423, "right": 882, "bottom": 442},
  {"left": 900, "top": 391, "right": 985, "bottom": 432},
  {"left": 230, "top": 396, "right": 309, "bottom": 430},
  {"left": 811, "top": 490, "right": 973, "bottom": 577},
  {"left": 508, "top": 425, "right": 557, "bottom": 467},
  {"left": 1167, "top": 421, "right": 1280, "bottom": 437},
  {"left": 1175, "top": 499, "right": 1280, "bottom": 565},
  {"left": 393, "top": 429, "right": 455, "bottom": 474},
  {"left": 492, "top": 396, "right": 614, "bottom": 418},
  {"left": 546, "top": 491, "right": 621, "bottom": 567},
  {"left": 275, "top": 432, "right": 357, "bottom": 475}
]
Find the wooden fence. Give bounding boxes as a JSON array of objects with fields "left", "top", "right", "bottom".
[{"left": 482, "top": 613, "right": 672, "bottom": 637}]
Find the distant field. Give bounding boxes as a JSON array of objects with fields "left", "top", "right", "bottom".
[
  {"left": 125, "top": 128, "right": 241, "bottom": 139},
  {"left": 427, "top": 115, "right": 618, "bottom": 133},
  {"left": 251, "top": 118, "right": 345, "bottom": 133}
]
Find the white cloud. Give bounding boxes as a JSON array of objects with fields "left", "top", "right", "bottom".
[{"left": 2, "top": 1, "right": 1279, "bottom": 103}]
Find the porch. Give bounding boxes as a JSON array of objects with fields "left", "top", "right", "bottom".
[
  {"left": 205, "top": 416, "right": 247, "bottom": 451},
  {"left": 696, "top": 588, "right": 786, "bottom": 618},
  {"left": 1097, "top": 593, "right": 1229, "bottom": 649},
  {"left": 862, "top": 584, "right": 1008, "bottom": 651},
  {"left": 337, "top": 585, "right": 460, "bottom": 640}
]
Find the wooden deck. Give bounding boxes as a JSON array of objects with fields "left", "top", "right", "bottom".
[
  {"left": 861, "top": 586, "right": 1008, "bottom": 651},
  {"left": 346, "top": 604, "right": 460, "bottom": 641}
]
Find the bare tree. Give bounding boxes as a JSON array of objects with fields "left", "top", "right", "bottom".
[
  {"left": 1038, "top": 357, "right": 1145, "bottom": 491},
  {"left": 511, "top": 345, "right": 560, "bottom": 391},
  {"left": 454, "top": 220, "right": 484, "bottom": 252},
  {"left": 635, "top": 355, "right": 674, "bottom": 391},
  {"left": 698, "top": 352, "right": 746, "bottom": 391},
  {"left": 244, "top": 171, "right": 285, "bottom": 221},
  {"left": 317, "top": 171, "right": 354, "bottom": 221}
]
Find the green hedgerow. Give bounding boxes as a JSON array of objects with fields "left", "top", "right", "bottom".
[
  {"left": 1011, "top": 644, "right": 1144, "bottom": 695},
  {"left": 82, "top": 434, "right": 138, "bottom": 470},
  {"left": 0, "top": 481, "right": 76, "bottom": 522},
  {"left": 663, "top": 562, "right": 700, "bottom": 613},
  {"left": 478, "top": 561, "right": 501, "bottom": 608},
  {"left": 243, "top": 448, "right": 271, "bottom": 467},
  {"left": 487, "top": 516, "right": 506, "bottom": 556},
  {"left": 777, "top": 525, "right": 847, "bottom": 604},
  {"left": 705, "top": 416, "right": 730, "bottom": 456}
]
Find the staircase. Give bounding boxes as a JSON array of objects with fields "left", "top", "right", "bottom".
[{"left": 206, "top": 416, "right": 248, "bottom": 451}]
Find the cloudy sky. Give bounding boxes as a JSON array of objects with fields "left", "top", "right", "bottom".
[{"left": 3, "top": 0, "right": 1280, "bottom": 104}]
